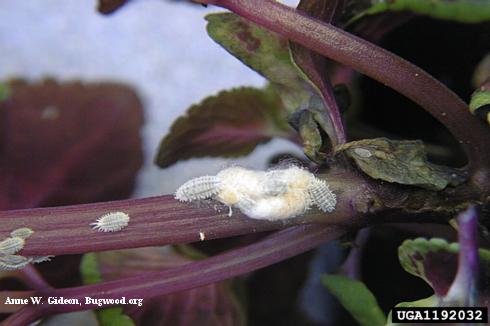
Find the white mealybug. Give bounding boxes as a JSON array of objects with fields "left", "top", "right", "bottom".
[
  {"left": 307, "top": 178, "right": 337, "bottom": 213},
  {"left": 10, "top": 227, "right": 34, "bottom": 239},
  {"left": 91, "top": 212, "right": 130, "bottom": 232},
  {"left": 0, "top": 255, "right": 32, "bottom": 271},
  {"left": 174, "top": 166, "right": 336, "bottom": 221},
  {"left": 175, "top": 176, "right": 221, "bottom": 202},
  {"left": 0, "top": 237, "right": 25, "bottom": 255}
]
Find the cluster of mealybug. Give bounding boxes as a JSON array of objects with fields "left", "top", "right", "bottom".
[
  {"left": 175, "top": 166, "right": 336, "bottom": 221},
  {"left": 0, "top": 227, "right": 53, "bottom": 271},
  {"left": 91, "top": 211, "right": 130, "bottom": 232}
]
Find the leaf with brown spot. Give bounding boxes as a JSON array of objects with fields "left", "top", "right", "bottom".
[
  {"left": 155, "top": 87, "right": 291, "bottom": 168},
  {"left": 398, "top": 237, "right": 490, "bottom": 304},
  {"left": 205, "top": 12, "right": 311, "bottom": 113},
  {"left": 0, "top": 79, "right": 144, "bottom": 210},
  {"left": 337, "top": 138, "right": 466, "bottom": 190}
]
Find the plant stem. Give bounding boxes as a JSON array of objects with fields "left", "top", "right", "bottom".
[
  {"left": 20, "top": 265, "right": 52, "bottom": 291},
  {"left": 290, "top": 0, "right": 347, "bottom": 146},
  {"left": 445, "top": 205, "right": 479, "bottom": 305},
  {"left": 0, "top": 195, "right": 313, "bottom": 256},
  {"left": 0, "top": 169, "right": 372, "bottom": 256},
  {"left": 3, "top": 225, "right": 345, "bottom": 325},
  {"left": 201, "top": 0, "right": 490, "bottom": 182}
]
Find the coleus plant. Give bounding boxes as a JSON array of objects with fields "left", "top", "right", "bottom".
[{"left": 1, "top": 0, "right": 490, "bottom": 325}]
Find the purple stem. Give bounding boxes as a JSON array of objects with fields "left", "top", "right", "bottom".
[
  {"left": 3, "top": 225, "right": 345, "bottom": 325},
  {"left": 201, "top": 0, "right": 490, "bottom": 181},
  {"left": 339, "top": 227, "right": 370, "bottom": 280},
  {"left": 290, "top": 0, "right": 346, "bottom": 146},
  {"left": 0, "top": 195, "right": 320, "bottom": 256},
  {"left": 0, "top": 168, "right": 369, "bottom": 256},
  {"left": 20, "top": 265, "right": 52, "bottom": 291},
  {"left": 445, "top": 206, "right": 479, "bottom": 306}
]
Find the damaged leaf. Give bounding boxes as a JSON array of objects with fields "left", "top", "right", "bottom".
[
  {"left": 337, "top": 138, "right": 466, "bottom": 190},
  {"left": 205, "top": 12, "right": 310, "bottom": 113},
  {"left": 0, "top": 79, "right": 144, "bottom": 210},
  {"left": 398, "top": 237, "right": 490, "bottom": 298},
  {"left": 155, "top": 87, "right": 291, "bottom": 168},
  {"left": 206, "top": 12, "right": 341, "bottom": 162},
  {"left": 81, "top": 248, "right": 244, "bottom": 326}
]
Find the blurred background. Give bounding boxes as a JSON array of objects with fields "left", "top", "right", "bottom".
[{"left": 0, "top": 0, "right": 302, "bottom": 198}]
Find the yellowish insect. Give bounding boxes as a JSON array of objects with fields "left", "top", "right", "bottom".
[
  {"left": 0, "top": 255, "right": 32, "bottom": 271},
  {"left": 10, "top": 227, "right": 34, "bottom": 239},
  {"left": 0, "top": 237, "right": 25, "bottom": 256},
  {"left": 175, "top": 166, "right": 336, "bottom": 221}
]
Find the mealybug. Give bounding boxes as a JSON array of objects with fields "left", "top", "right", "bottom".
[
  {"left": 0, "top": 255, "right": 31, "bottom": 271},
  {"left": 0, "top": 237, "right": 25, "bottom": 256},
  {"left": 91, "top": 212, "right": 130, "bottom": 232},
  {"left": 175, "top": 176, "right": 221, "bottom": 202},
  {"left": 10, "top": 227, "right": 34, "bottom": 239},
  {"left": 175, "top": 166, "right": 337, "bottom": 221},
  {"left": 308, "top": 178, "right": 337, "bottom": 213}
]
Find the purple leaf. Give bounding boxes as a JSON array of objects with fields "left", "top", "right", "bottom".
[
  {"left": 4, "top": 225, "right": 345, "bottom": 325},
  {"left": 0, "top": 79, "right": 144, "bottom": 210},
  {"left": 82, "top": 248, "right": 244, "bottom": 326},
  {"left": 444, "top": 206, "right": 479, "bottom": 306},
  {"left": 155, "top": 87, "right": 291, "bottom": 168}
]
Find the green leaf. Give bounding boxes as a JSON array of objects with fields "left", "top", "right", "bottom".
[
  {"left": 80, "top": 254, "right": 135, "bottom": 326},
  {"left": 469, "top": 86, "right": 490, "bottom": 126},
  {"left": 321, "top": 274, "right": 386, "bottom": 326},
  {"left": 351, "top": 0, "right": 490, "bottom": 24},
  {"left": 398, "top": 238, "right": 490, "bottom": 296},
  {"left": 337, "top": 138, "right": 466, "bottom": 190},
  {"left": 205, "top": 12, "right": 342, "bottom": 162},
  {"left": 297, "top": 110, "right": 325, "bottom": 163},
  {"left": 155, "top": 87, "right": 291, "bottom": 168},
  {"left": 80, "top": 253, "right": 102, "bottom": 285},
  {"left": 205, "top": 12, "right": 310, "bottom": 113}
]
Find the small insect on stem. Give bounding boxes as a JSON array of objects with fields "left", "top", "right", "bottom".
[
  {"left": 91, "top": 212, "right": 130, "bottom": 232},
  {"left": 0, "top": 255, "right": 32, "bottom": 271},
  {"left": 308, "top": 178, "right": 336, "bottom": 213},
  {"left": 175, "top": 176, "right": 221, "bottom": 202},
  {"left": 0, "top": 237, "right": 25, "bottom": 256},
  {"left": 10, "top": 227, "right": 34, "bottom": 239},
  {"left": 175, "top": 166, "right": 337, "bottom": 221}
]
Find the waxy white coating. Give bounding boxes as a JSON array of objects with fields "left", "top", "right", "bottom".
[{"left": 175, "top": 166, "right": 336, "bottom": 221}]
